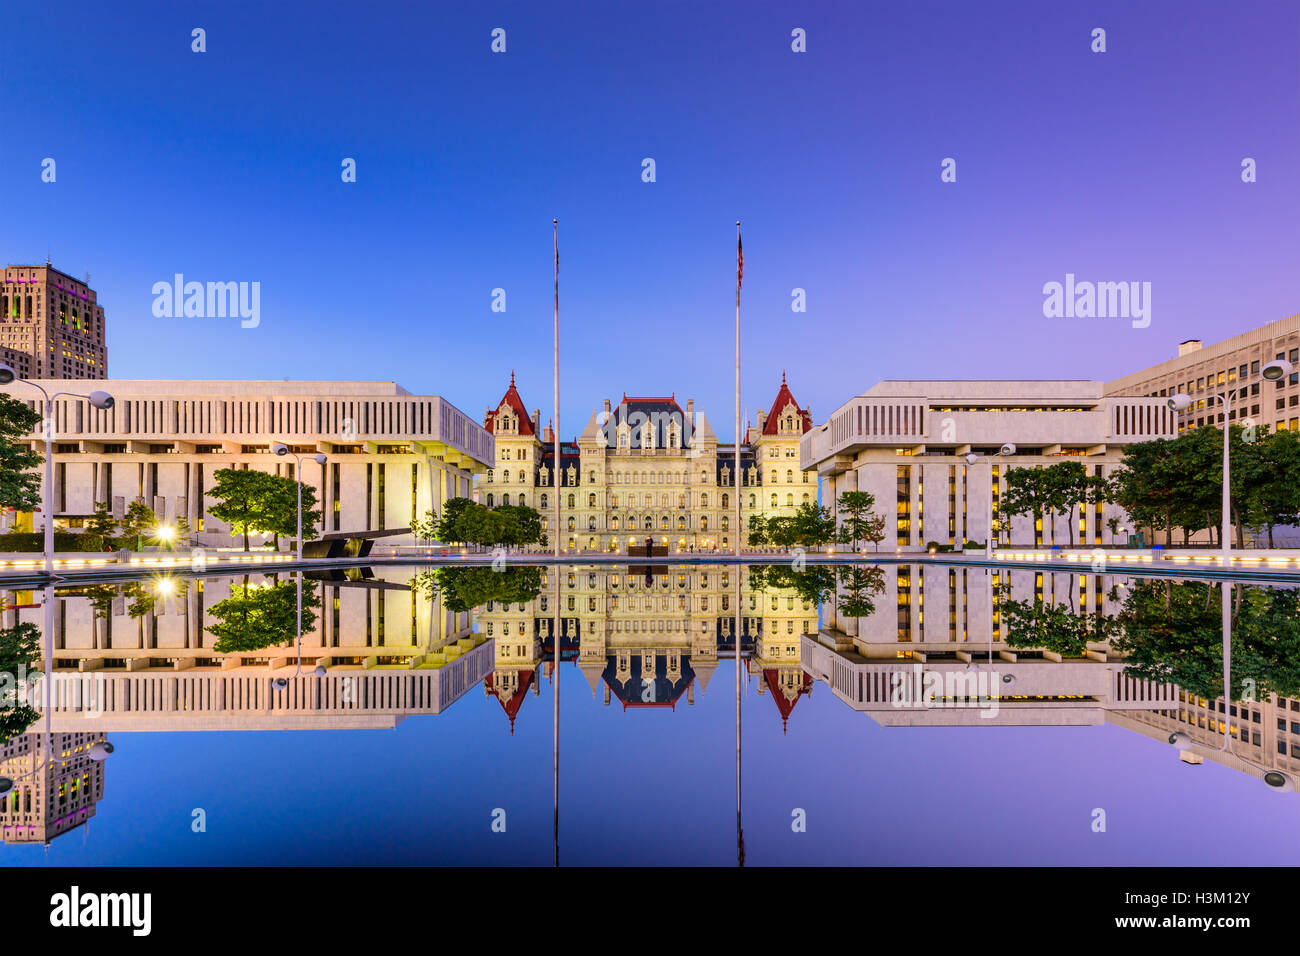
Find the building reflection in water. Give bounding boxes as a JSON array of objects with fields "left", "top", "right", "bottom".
[
  {"left": 5, "top": 560, "right": 1300, "bottom": 847},
  {"left": 0, "top": 732, "right": 109, "bottom": 847}
]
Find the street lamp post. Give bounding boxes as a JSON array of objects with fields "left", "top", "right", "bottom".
[
  {"left": 272, "top": 571, "right": 327, "bottom": 691},
  {"left": 1166, "top": 359, "right": 1291, "bottom": 564},
  {"left": 0, "top": 365, "right": 114, "bottom": 575},
  {"left": 271, "top": 443, "right": 327, "bottom": 562},
  {"left": 0, "top": 584, "right": 113, "bottom": 798},
  {"left": 965, "top": 443, "right": 1016, "bottom": 559},
  {"left": 1168, "top": 579, "right": 1294, "bottom": 791},
  {"left": 272, "top": 444, "right": 326, "bottom": 657}
]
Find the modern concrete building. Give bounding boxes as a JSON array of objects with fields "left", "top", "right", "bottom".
[
  {"left": 0, "top": 379, "right": 493, "bottom": 546},
  {"left": 0, "top": 262, "right": 107, "bottom": 379},
  {"left": 803, "top": 561, "right": 1175, "bottom": 726},
  {"left": 1106, "top": 313, "right": 1300, "bottom": 434},
  {"left": 4, "top": 568, "right": 490, "bottom": 733},
  {"left": 800, "top": 381, "right": 1174, "bottom": 549},
  {"left": 481, "top": 373, "right": 816, "bottom": 552}
]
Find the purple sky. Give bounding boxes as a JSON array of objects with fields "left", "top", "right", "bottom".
[{"left": 1, "top": 0, "right": 1296, "bottom": 437}]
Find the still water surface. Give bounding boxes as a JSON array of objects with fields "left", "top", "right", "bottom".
[{"left": 1, "top": 561, "right": 1296, "bottom": 865}]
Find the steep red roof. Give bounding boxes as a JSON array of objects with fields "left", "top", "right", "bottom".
[
  {"left": 762, "top": 372, "right": 812, "bottom": 435},
  {"left": 763, "top": 668, "right": 813, "bottom": 732},
  {"left": 485, "top": 668, "right": 535, "bottom": 734},
  {"left": 485, "top": 372, "right": 535, "bottom": 436}
]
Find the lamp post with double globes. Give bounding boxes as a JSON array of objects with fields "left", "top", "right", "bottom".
[
  {"left": 965, "top": 443, "right": 1016, "bottom": 559},
  {"left": 270, "top": 442, "right": 327, "bottom": 562},
  {"left": 0, "top": 364, "right": 114, "bottom": 575},
  {"left": 1165, "top": 359, "right": 1292, "bottom": 564}
]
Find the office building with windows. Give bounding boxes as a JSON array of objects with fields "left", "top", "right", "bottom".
[
  {"left": 1105, "top": 314, "right": 1300, "bottom": 434},
  {"left": 800, "top": 380, "right": 1173, "bottom": 550},
  {"left": 0, "top": 379, "right": 493, "bottom": 545},
  {"left": 0, "top": 262, "right": 107, "bottom": 379}
]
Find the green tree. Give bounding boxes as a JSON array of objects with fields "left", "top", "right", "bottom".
[
  {"left": 205, "top": 579, "right": 320, "bottom": 654},
  {"left": 1238, "top": 427, "right": 1300, "bottom": 547},
  {"left": 836, "top": 565, "right": 886, "bottom": 619},
  {"left": 1000, "top": 467, "right": 1053, "bottom": 547},
  {"left": 261, "top": 475, "right": 323, "bottom": 549},
  {"left": 835, "top": 490, "right": 886, "bottom": 553},
  {"left": 0, "top": 394, "right": 42, "bottom": 513},
  {"left": 1114, "top": 580, "right": 1300, "bottom": 700},
  {"left": 998, "top": 586, "right": 1117, "bottom": 657},
  {"left": 410, "top": 508, "right": 439, "bottom": 541},
  {"left": 86, "top": 501, "right": 118, "bottom": 539},
  {"left": 746, "top": 512, "right": 769, "bottom": 548},
  {"left": 434, "top": 566, "right": 543, "bottom": 613},
  {"left": 207, "top": 468, "right": 277, "bottom": 550},
  {"left": 1039, "top": 460, "right": 1100, "bottom": 547},
  {"left": 792, "top": 502, "right": 837, "bottom": 548},
  {"left": 435, "top": 497, "right": 475, "bottom": 544},
  {"left": 120, "top": 499, "right": 158, "bottom": 551},
  {"left": 0, "top": 621, "right": 43, "bottom": 741},
  {"left": 494, "top": 504, "right": 543, "bottom": 548}
]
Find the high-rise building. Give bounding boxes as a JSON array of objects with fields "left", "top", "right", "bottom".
[
  {"left": 0, "top": 731, "right": 108, "bottom": 845},
  {"left": 1105, "top": 313, "right": 1300, "bottom": 434},
  {"left": 0, "top": 263, "right": 108, "bottom": 379}
]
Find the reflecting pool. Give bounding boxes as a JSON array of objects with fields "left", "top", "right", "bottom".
[{"left": 1, "top": 561, "right": 1297, "bottom": 865}]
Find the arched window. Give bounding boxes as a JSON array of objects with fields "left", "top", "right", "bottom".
[
  {"left": 519, "top": 469, "right": 526, "bottom": 482},
  {"left": 486, "top": 494, "right": 494, "bottom": 507},
  {"left": 588, "top": 517, "right": 596, "bottom": 530},
  {"left": 677, "top": 516, "right": 686, "bottom": 531},
  {"left": 678, "top": 494, "right": 686, "bottom": 508},
  {"left": 749, "top": 494, "right": 756, "bottom": 508},
  {"left": 588, "top": 493, "right": 596, "bottom": 507},
  {"left": 701, "top": 517, "right": 709, "bottom": 531},
  {"left": 612, "top": 516, "right": 620, "bottom": 530},
  {"left": 502, "top": 493, "right": 510, "bottom": 505},
  {"left": 567, "top": 494, "right": 575, "bottom": 508},
  {"left": 770, "top": 470, "right": 777, "bottom": 483},
  {"left": 786, "top": 469, "right": 793, "bottom": 483},
  {"left": 701, "top": 494, "right": 709, "bottom": 508},
  {"left": 644, "top": 516, "right": 653, "bottom": 530},
  {"left": 787, "top": 494, "right": 794, "bottom": 507},
  {"left": 540, "top": 493, "right": 548, "bottom": 509},
  {"left": 660, "top": 515, "right": 669, "bottom": 529},
  {"left": 567, "top": 517, "right": 575, "bottom": 531},
  {"left": 770, "top": 493, "right": 778, "bottom": 507},
  {"left": 721, "top": 493, "right": 729, "bottom": 508},
  {"left": 487, "top": 469, "right": 494, "bottom": 483},
  {"left": 722, "top": 516, "right": 729, "bottom": 530},
  {"left": 802, "top": 493, "right": 810, "bottom": 504}
]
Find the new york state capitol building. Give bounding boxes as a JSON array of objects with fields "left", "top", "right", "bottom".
[{"left": 479, "top": 373, "right": 816, "bottom": 552}]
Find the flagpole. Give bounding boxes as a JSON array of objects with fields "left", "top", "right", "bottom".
[
  {"left": 734, "top": 219, "right": 743, "bottom": 864},
  {"left": 735, "top": 220, "right": 741, "bottom": 561},
  {"left": 552, "top": 217, "right": 560, "bottom": 867}
]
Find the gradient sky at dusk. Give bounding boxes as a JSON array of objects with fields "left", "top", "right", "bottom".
[{"left": 1, "top": 0, "right": 1296, "bottom": 439}]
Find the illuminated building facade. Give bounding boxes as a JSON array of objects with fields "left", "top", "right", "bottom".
[
  {"left": 0, "top": 262, "right": 107, "bottom": 379},
  {"left": 801, "top": 380, "right": 1173, "bottom": 549},
  {"left": 481, "top": 374, "right": 815, "bottom": 553}
]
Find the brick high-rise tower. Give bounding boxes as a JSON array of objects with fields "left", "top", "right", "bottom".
[{"left": 0, "top": 261, "right": 108, "bottom": 379}]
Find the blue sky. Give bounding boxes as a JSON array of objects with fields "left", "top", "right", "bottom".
[{"left": 1, "top": 0, "right": 1296, "bottom": 440}]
